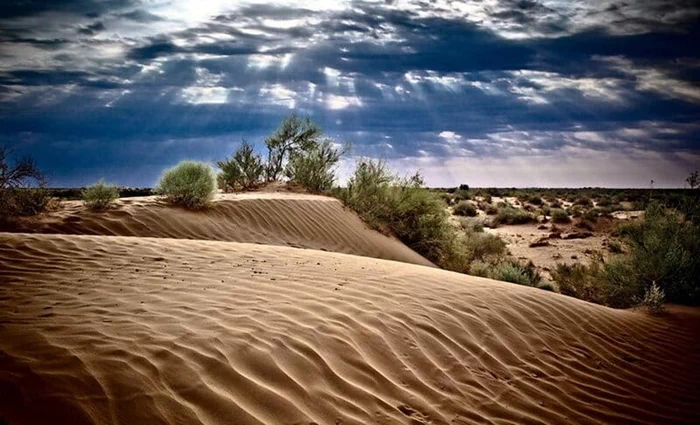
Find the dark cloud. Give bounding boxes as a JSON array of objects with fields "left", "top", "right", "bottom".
[
  {"left": 116, "top": 9, "right": 164, "bottom": 23},
  {"left": 0, "top": 0, "right": 699, "bottom": 186},
  {"left": 77, "top": 21, "right": 106, "bottom": 35}
]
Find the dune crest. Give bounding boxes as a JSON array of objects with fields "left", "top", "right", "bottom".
[
  {"left": 1, "top": 193, "right": 432, "bottom": 267},
  {"left": 1, "top": 233, "right": 699, "bottom": 425}
]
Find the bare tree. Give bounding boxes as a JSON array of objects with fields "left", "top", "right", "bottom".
[{"left": 1, "top": 146, "right": 47, "bottom": 217}]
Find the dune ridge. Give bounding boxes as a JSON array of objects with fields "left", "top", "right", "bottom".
[
  {"left": 1, "top": 233, "right": 699, "bottom": 425},
  {"left": 0, "top": 193, "right": 432, "bottom": 267}
]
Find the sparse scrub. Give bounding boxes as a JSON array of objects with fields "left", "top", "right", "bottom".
[
  {"left": 607, "top": 240, "right": 623, "bottom": 253},
  {"left": 551, "top": 208, "right": 570, "bottom": 223},
  {"left": 82, "top": 179, "right": 119, "bottom": 210},
  {"left": 454, "top": 200, "right": 477, "bottom": 217},
  {"left": 575, "top": 196, "right": 593, "bottom": 207},
  {"left": 217, "top": 141, "right": 264, "bottom": 191},
  {"left": 156, "top": 161, "right": 217, "bottom": 209},
  {"left": 477, "top": 259, "right": 541, "bottom": 286},
  {"left": 492, "top": 207, "right": 534, "bottom": 226}
]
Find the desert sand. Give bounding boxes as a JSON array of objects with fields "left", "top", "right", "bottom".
[
  {"left": 1, "top": 193, "right": 432, "bottom": 267},
  {"left": 1, "top": 194, "right": 699, "bottom": 425}
]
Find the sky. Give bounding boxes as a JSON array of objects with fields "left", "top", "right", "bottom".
[{"left": 1, "top": 0, "right": 699, "bottom": 188}]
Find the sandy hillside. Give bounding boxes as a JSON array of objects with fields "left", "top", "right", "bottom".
[
  {"left": 2, "top": 233, "right": 699, "bottom": 425},
  {"left": 0, "top": 193, "right": 432, "bottom": 267}
]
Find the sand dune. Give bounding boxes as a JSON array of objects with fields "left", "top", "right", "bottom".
[
  {"left": 1, "top": 233, "right": 699, "bottom": 425},
  {"left": 0, "top": 193, "right": 432, "bottom": 267}
]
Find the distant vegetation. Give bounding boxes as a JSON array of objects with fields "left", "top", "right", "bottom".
[
  {"left": 552, "top": 202, "right": 700, "bottom": 307},
  {"left": 82, "top": 179, "right": 119, "bottom": 210},
  {"left": 155, "top": 161, "right": 217, "bottom": 209}
]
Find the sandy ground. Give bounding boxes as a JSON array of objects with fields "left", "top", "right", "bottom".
[
  {"left": 1, "top": 193, "right": 432, "bottom": 267},
  {"left": 1, "top": 194, "right": 699, "bottom": 425}
]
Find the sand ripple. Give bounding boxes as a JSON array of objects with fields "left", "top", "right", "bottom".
[
  {"left": 0, "top": 193, "right": 432, "bottom": 267},
  {"left": 1, "top": 233, "right": 699, "bottom": 425}
]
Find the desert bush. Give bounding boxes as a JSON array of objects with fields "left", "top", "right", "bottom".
[
  {"left": 454, "top": 200, "right": 477, "bottom": 217},
  {"left": 641, "top": 283, "right": 665, "bottom": 314},
  {"left": 607, "top": 240, "right": 623, "bottom": 253},
  {"left": 477, "top": 259, "right": 541, "bottom": 286},
  {"left": 529, "top": 195, "right": 543, "bottom": 205},
  {"left": 458, "top": 218, "right": 485, "bottom": 233},
  {"left": 337, "top": 160, "right": 458, "bottom": 268},
  {"left": 0, "top": 147, "right": 51, "bottom": 218},
  {"left": 575, "top": 196, "right": 593, "bottom": 207},
  {"left": 82, "top": 179, "right": 119, "bottom": 210},
  {"left": 286, "top": 141, "right": 343, "bottom": 193},
  {"left": 551, "top": 208, "right": 570, "bottom": 223},
  {"left": 617, "top": 202, "right": 700, "bottom": 304},
  {"left": 538, "top": 282, "right": 555, "bottom": 292},
  {"left": 492, "top": 207, "right": 534, "bottom": 226},
  {"left": 597, "top": 196, "right": 612, "bottom": 207},
  {"left": 155, "top": 161, "right": 216, "bottom": 209},
  {"left": 217, "top": 141, "right": 264, "bottom": 191},
  {"left": 264, "top": 115, "right": 321, "bottom": 182},
  {"left": 453, "top": 188, "right": 471, "bottom": 201},
  {"left": 462, "top": 228, "right": 507, "bottom": 263}
]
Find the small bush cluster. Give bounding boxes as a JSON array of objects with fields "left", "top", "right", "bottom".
[
  {"left": 552, "top": 202, "right": 700, "bottom": 308},
  {"left": 471, "top": 259, "right": 541, "bottom": 286},
  {"left": 156, "top": 161, "right": 217, "bottom": 209},
  {"left": 454, "top": 201, "right": 477, "bottom": 217},
  {"left": 285, "top": 141, "right": 343, "bottom": 193},
  {"left": 551, "top": 208, "right": 570, "bottom": 224},
  {"left": 82, "top": 180, "right": 119, "bottom": 210},
  {"left": 492, "top": 207, "right": 535, "bottom": 226}
]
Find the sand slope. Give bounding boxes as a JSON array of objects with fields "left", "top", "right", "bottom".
[
  {"left": 0, "top": 193, "right": 432, "bottom": 267},
  {"left": 2, "top": 233, "right": 699, "bottom": 425}
]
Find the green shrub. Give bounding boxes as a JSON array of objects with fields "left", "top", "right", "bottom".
[
  {"left": 607, "top": 240, "right": 623, "bottom": 253},
  {"left": 575, "top": 196, "right": 593, "bottom": 207},
  {"left": 618, "top": 202, "right": 700, "bottom": 304},
  {"left": 551, "top": 258, "right": 641, "bottom": 308},
  {"left": 82, "top": 179, "right": 119, "bottom": 210},
  {"left": 454, "top": 200, "right": 477, "bottom": 217},
  {"left": 478, "top": 259, "right": 541, "bottom": 286},
  {"left": 551, "top": 208, "right": 570, "bottom": 224},
  {"left": 264, "top": 115, "right": 321, "bottom": 182},
  {"left": 285, "top": 141, "right": 342, "bottom": 193},
  {"left": 538, "top": 282, "right": 555, "bottom": 292},
  {"left": 461, "top": 228, "right": 507, "bottom": 263},
  {"left": 492, "top": 207, "right": 534, "bottom": 226},
  {"left": 337, "top": 160, "right": 457, "bottom": 268},
  {"left": 217, "top": 141, "right": 264, "bottom": 191},
  {"left": 156, "top": 161, "right": 216, "bottom": 209},
  {"left": 529, "top": 195, "right": 543, "bottom": 205}
]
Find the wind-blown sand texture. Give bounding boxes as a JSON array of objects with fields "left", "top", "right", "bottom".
[
  {"left": 0, "top": 193, "right": 432, "bottom": 267},
  {"left": 1, "top": 232, "right": 699, "bottom": 425}
]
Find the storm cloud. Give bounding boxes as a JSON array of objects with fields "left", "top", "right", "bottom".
[{"left": 0, "top": 0, "right": 698, "bottom": 187}]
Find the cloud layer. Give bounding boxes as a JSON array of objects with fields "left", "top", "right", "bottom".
[{"left": 1, "top": 0, "right": 699, "bottom": 187}]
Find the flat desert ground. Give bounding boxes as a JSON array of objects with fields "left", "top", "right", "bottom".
[{"left": 1, "top": 193, "right": 699, "bottom": 424}]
